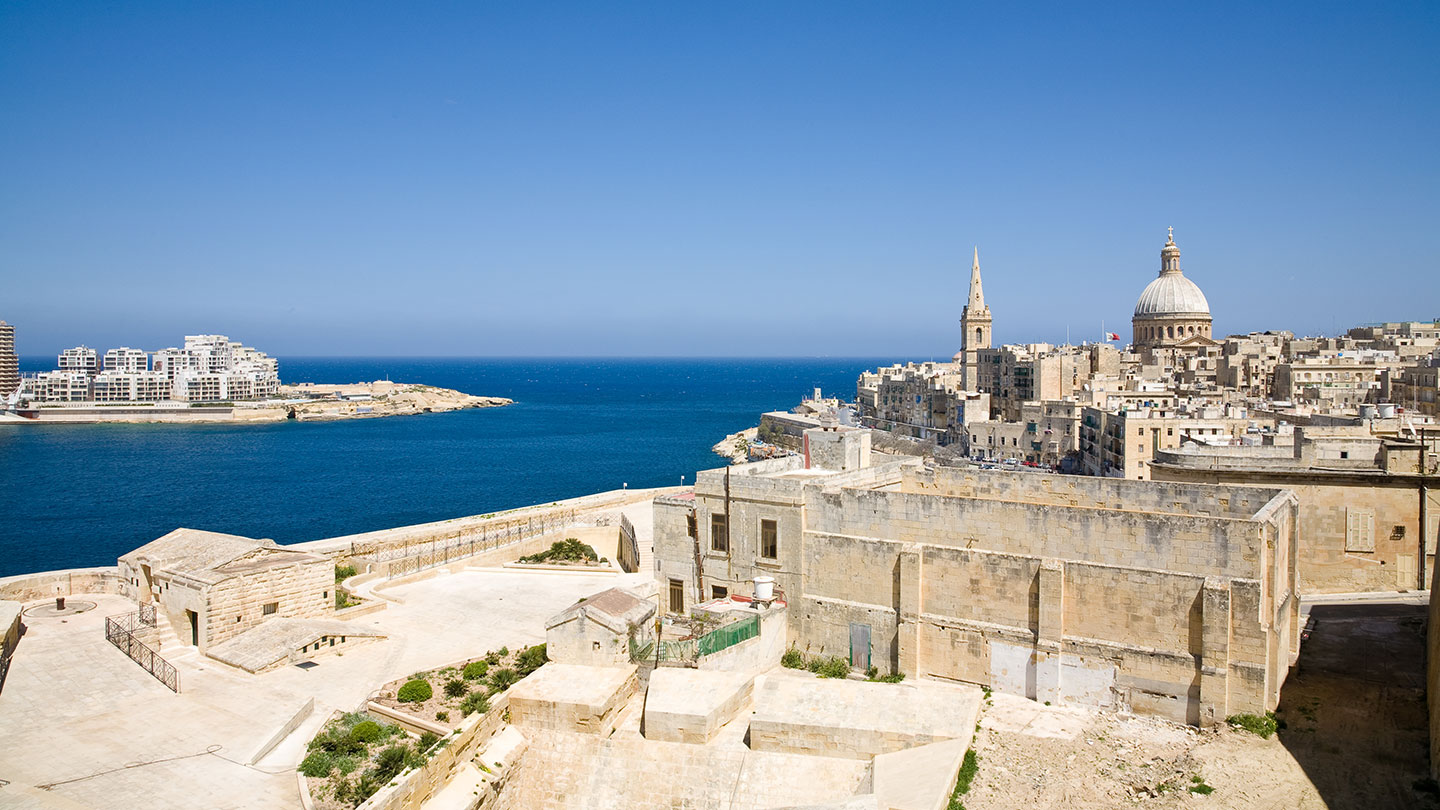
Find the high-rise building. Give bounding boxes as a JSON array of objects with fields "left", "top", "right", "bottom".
[{"left": 0, "top": 320, "right": 18, "bottom": 400}]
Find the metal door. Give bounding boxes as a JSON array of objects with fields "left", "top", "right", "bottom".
[{"left": 849, "top": 623, "right": 871, "bottom": 671}]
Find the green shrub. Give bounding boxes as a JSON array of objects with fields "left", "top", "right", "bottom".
[
  {"left": 814, "top": 656, "right": 850, "bottom": 679},
  {"left": 947, "top": 750, "right": 979, "bottom": 810},
  {"left": 444, "top": 678, "right": 468, "bottom": 698},
  {"left": 489, "top": 667, "right": 519, "bottom": 693},
  {"left": 308, "top": 725, "right": 365, "bottom": 756},
  {"left": 349, "top": 720, "right": 382, "bottom": 744},
  {"left": 461, "top": 691, "right": 490, "bottom": 716},
  {"left": 417, "top": 731, "right": 440, "bottom": 752},
  {"left": 1189, "top": 775, "right": 1214, "bottom": 795},
  {"left": 1227, "top": 711, "right": 1278, "bottom": 739},
  {"left": 781, "top": 648, "right": 805, "bottom": 669},
  {"left": 484, "top": 650, "right": 502, "bottom": 665},
  {"left": 435, "top": 711, "right": 449, "bottom": 722},
  {"left": 868, "top": 671, "right": 905, "bottom": 683},
  {"left": 374, "top": 745, "right": 410, "bottom": 781},
  {"left": 518, "top": 538, "right": 598, "bottom": 564},
  {"left": 298, "top": 751, "right": 335, "bottom": 777},
  {"left": 498, "top": 646, "right": 509, "bottom": 657},
  {"left": 335, "top": 590, "right": 354, "bottom": 610},
  {"left": 335, "top": 564, "right": 357, "bottom": 583},
  {"left": 516, "top": 644, "right": 547, "bottom": 676},
  {"left": 397, "top": 678, "right": 433, "bottom": 703},
  {"left": 463, "top": 660, "right": 489, "bottom": 680}
]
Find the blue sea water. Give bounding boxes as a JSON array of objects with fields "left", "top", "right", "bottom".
[{"left": 0, "top": 357, "right": 897, "bottom": 577}]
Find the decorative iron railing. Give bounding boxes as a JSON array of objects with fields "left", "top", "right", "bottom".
[
  {"left": 105, "top": 612, "right": 179, "bottom": 693},
  {"left": 138, "top": 602, "right": 156, "bottom": 627}
]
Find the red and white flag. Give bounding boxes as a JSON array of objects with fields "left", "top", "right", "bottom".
[{"left": 1106, "top": 332, "right": 1120, "bottom": 341}]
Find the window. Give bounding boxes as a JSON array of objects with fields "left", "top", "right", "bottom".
[
  {"left": 1346, "top": 508, "right": 1376, "bottom": 553},
  {"left": 323, "top": 590, "right": 329, "bottom": 600},
  {"left": 262, "top": 602, "right": 278, "bottom": 616},
  {"left": 760, "top": 519, "right": 779, "bottom": 559},
  {"left": 669, "top": 579, "right": 685, "bottom": 613},
  {"left": 711, "top": 514, "right": 729, "bottom": 554},
  {"left": 686, "top": 513, "right": 697, "bottom": 539},
  {"left": 711, "top": 585, "right": 728, "bottom": 600}
]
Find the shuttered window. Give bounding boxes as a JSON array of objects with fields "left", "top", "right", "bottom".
[{"left": 1346, "top": 509, "right": 1375, "bottom": 553}]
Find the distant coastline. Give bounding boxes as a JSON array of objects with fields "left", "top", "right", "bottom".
[{"left": 1, "top": 380, "right": 512, "bottom": 424}]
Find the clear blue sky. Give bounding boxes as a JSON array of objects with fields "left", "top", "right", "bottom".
[{"left": 2, "top": 2, "right": 1436, "bottom": 357}]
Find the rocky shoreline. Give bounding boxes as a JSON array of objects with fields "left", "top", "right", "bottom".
[{"left": 2, "top": 381, "right": 513, "bottom": 424}]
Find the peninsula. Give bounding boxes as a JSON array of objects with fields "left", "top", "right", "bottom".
[{"left": 0, "top": 330, "right": 512, "bottom": 424}]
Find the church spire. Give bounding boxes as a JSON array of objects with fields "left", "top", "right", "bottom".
[
  {"left": 968, "top": 246, "right": 986, "bottom": 311},
  {"left": 960, "top": 245, "right": 992, "bottom": 353}
]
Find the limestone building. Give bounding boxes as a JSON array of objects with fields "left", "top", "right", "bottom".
[
  {"left": 654, "top": 426, "right": 1300, "bottom": 726},
  {"left": 117, "top": 528, "right": 334, "bottom": 653},
  {"left": 1132, "top": 229, "right": 1213, "bottom": 349},
  {"left": 1149, "top": 430, "right": 1439, "bottom": 593}
]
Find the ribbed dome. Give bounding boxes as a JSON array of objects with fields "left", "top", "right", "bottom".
[{"left": 1133, "top": 272, "right": 1210, "bottom": 317}]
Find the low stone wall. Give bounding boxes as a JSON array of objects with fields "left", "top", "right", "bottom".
[
  {"left": 356, "top": 692, "right": 513, "bottom": 810},
  {"left": 0, "top": 566, "right": 123, "bottom": 602},
  {"left": 507, "top": 664, "right": 638, "bottom": 737}
]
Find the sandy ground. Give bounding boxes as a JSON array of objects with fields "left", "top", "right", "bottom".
[{"left": 966, "top": 598, "right": 1436, "bottom": 810}]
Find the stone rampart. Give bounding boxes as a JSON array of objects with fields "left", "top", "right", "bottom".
[{"left": 0, "top": 567, "right": 123, "bottom": 601}]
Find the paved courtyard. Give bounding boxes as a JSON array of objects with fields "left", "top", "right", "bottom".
[{"left": 0, "top": 539, "right": 650, "bottom": 810}]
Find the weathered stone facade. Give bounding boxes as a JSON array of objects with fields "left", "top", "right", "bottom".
[
  {"left": 117, "top": 528, "right": 333, "bottom": 653},
  {"left": 655, "top": 434, "right": 1300, "bottom": 726}
]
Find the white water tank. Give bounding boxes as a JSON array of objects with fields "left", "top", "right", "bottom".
[
  {"left": 1378, "top": 403, "right": 1396, "bottom": 418},
  {"left": 1360, "top": 404, "right": 1377, "bottom": 419},
  {"left": 753, "top": 575, "right": 775, "bottom": 602}
]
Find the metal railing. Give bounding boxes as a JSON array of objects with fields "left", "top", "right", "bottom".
[
  {"left": 619, "top": 514, "right": 639, "bottom": 573},
  {"left": 138, "top": 602, "right": 156, "bottom": 627},
  {"left": 352, "top": 509, "right": 583, "bottom": 578},
  {"left": 105, "top": 612, "right": 179, "bottom": 693},
  {"left": 0, "top": 641, "right": 14, "bottom": 696},
  {"left": 631, "top": 614, "right": 762, "bottom": 665}
]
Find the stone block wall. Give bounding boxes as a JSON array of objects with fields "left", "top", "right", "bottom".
[
  {"left": 0, "top": 567, "right": 123, "bottom": 601},
  {"left": 203, "top": 557, "right": 333, "bottom": 650},
  {"left": 1150, "top": 465, "right": 1438, "bottom": 593}
]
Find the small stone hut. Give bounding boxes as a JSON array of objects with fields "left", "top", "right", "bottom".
[
  {"left": 118, "top": 528, "right": 333, "bottom": 653},
  {"left": 546, "top": 587, "right": 656, "bottom": 666}
]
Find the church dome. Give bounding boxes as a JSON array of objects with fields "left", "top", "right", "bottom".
[
  {"left": 1133, "top": 272, "right": 1210, "bottom": 317},
  {"left": 1133, "top": 230, "right": 1210, "bottom": 317}
]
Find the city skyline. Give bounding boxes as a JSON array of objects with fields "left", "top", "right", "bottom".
[{"left": 3, "top": 3, "right": 1437, "bottom": 356}]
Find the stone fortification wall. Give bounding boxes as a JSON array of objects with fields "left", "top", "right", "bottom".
[
  {"left": 902, "top": 464, "right": 1280, "bottom": 519},
  {"left": 0, "top": 567, "right": 123, "bottom": 601},
  {"left": 794, "top": 526, "right": 1292, "bottom": 725},
  {"left": 1150, "top": 462, "right": 1439, "bottom": 593},
  {"left": 805, "top": 485, "right": 1269, "bottom": 579}
]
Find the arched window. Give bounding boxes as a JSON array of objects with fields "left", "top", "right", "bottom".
[{"left": 1167, "top": 326, "right": 1174, "bottom": 338}]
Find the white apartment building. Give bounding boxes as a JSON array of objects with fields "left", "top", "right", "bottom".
[
  {"left": 24, "top": 371, "right": 93, "bottom": 402},
  {"left": 58, "top": 346, "right": 99, "bottom": 375},
  {"left": 103, "top": 347, "right": 150, "bottom": 373},
  {"left": 93, "top": 370, "right": 171, "bottom": 403}
]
